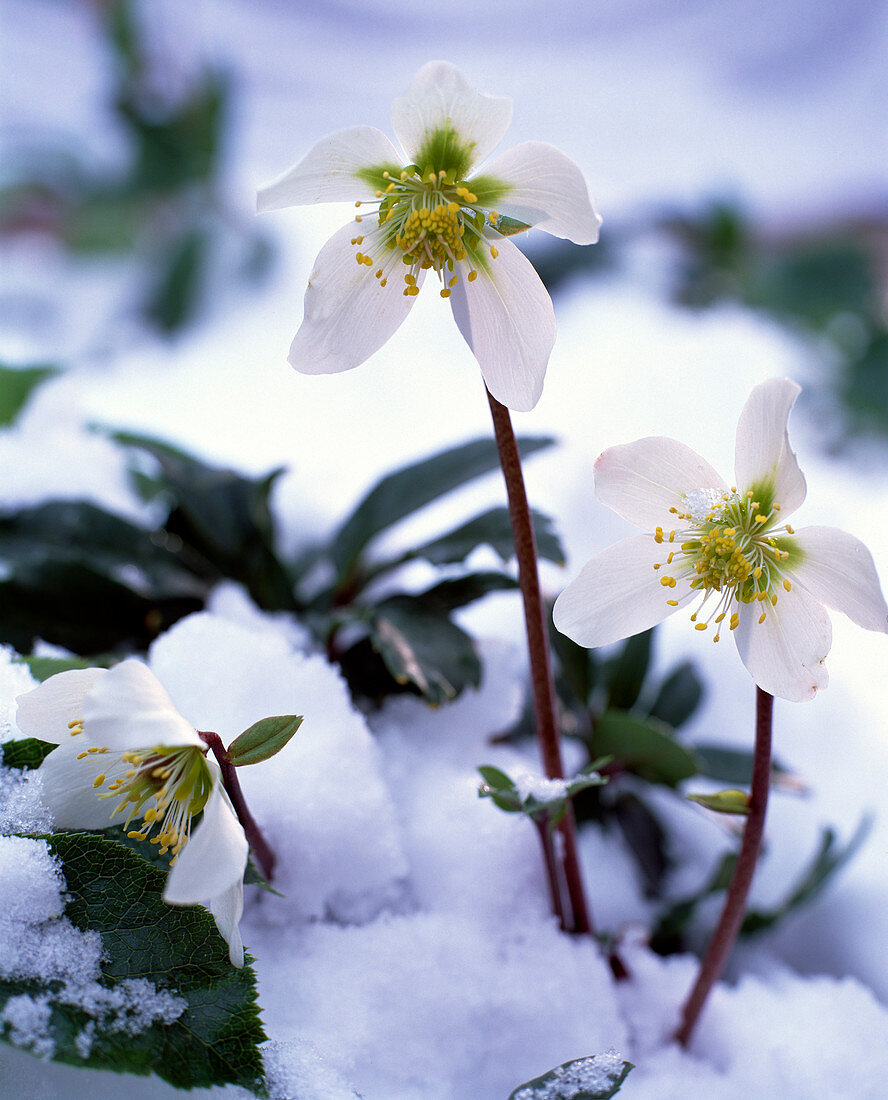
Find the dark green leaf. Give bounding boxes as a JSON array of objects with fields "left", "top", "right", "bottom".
[
  {"left": 0, "top": 738, "right": 56, "bottom": 771},
  {"left": 592, "top": 711, "right": 699, "bottom": 787},
  {"left": 649, "top": 852, "right": 736, "bottom": 956},
  {"left": 115, "top": 434, "right": 296, "bottom": 611},
  {"left": 331, "top": 435, "right": 555, "bottom": 577},
  {"left": 551, "top": 624, "right": 599, "bottom": 710},
  {"left": 419, "top": 571, "right": 518, "bottom": 612},
  {"left": 508, "top": 1052, "right": 634, "bottom": 1099},
  {"left": 604, "top": 630, "right": 653, "bottom": 711},
  {"left": 15, "top": 655, "right": 101, "bottom": 682},
  {"left": 0, "top": 832, "right": 266, "bottom": 1095},
  {"left": 692, "top": 744, "right": 792, "bottom": 786},
  {"left": 367, "top": 595, "right": 481, "bottom": 706},
  {"left": 647, "top": 660, "right": 704, "bottom": 729},
  {"left": 477, "top": 765, "right": 517, "bottom": 792},
  {"left": 143, "top": 228, "right": 209, "bottom": 334},
  {"left": 411, "top": 505, "right": 564, "bottom": 566},
  {"left": 0, "top": 363, "right": 59, "bottom": 426},
  {"left": 228, "top": 715, "right": 303, "bottom": 767}
]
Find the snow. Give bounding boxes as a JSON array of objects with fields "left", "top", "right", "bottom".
[{"left": 3, "top": 0, "right": 888, "bottom": 1097}]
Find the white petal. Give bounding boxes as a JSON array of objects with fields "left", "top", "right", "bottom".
[
  {"left": 288, "top": 223, "right": 422, "bottom": 375},
  {"left": 82, "top": 660, "right": 199, "bottom": 751},
  {"left": 595, "top": 437, "right": 727, "bottom": 530},
  {"left": 553, "top": 535, "right": 694, "bottom": 648},
  {"left": 391, "top": 61, "right": 512, "bottom": 168},
  {"left": 475, "top": 141, "right": 601, "bottom": 244},
  {"left": 257, "top": 126, "right": 402, "bottom": 212},
  {"left": 789, "top": 525, "right": 888, "bottom": 633},
  {"left": 734, "top": 378, "right": 806, "bottom": 515},
  {"left": 733, "top": 585, "right": 831, "bottom": 702},
  {"left": 37, "top": 745, "right": 120, "bottom": 830},
  {"left": 448, "top": 237, "right": 555, "bottom": 411},
  {"left": 163, "top": 779, "right": 248, "bottom": 906},
  {"left": 15, "top": 668, "right": 106, "bottom": 745},
  {"left": 207, "top": 881, "right": 245, "bottom": 968}
]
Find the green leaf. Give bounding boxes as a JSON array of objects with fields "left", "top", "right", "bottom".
[
  {"left": 0, "top": 363, "right": 59, "bottom": 426},
  {"left": 143, "top": 227, "right": 210, "bottom": 334},
  {"left": 419, "top": 571, "right": 518, "bottom": 612},
  {"left": 692, "top": 744, "right": 793, "bottom": 786},
  {"left": 604, "top": 629, "right": 653, "bottom": 711},
  {"left": 367, "top": 595, "right": 481, "bottom": 706},
  {"left": 477, "top": 765, "right": 517, "bottom": 791},
  {"left": 228, "top": 715, "right": 303, "bottom": 767},
  {"left": 331, "top": 435, "right": 555, "bottom": 577},
  {"left": 551, "top": 624, "right": 598, "bottom": 710},
  {"left": 410, "top": 505, "right": 564, "bottom": 566},
  {"left": 647, "top": 660, "right": 704, "bottom": 729},
  {"left": 592, "top": 711, "right": 699, "bottom": 787},
  {"left": 686, "top": 788, "right": 751, "bottom": 815},
  {"left": 1, "top": 832, "right": 266, "bottom": 1095},
  {"left": 15, "top": 654, "right": 100, "bottom": 682},
  {"left": 115, "top": 433, "right": 296, "bottom": 611},
  {"left": 509, "top": 1052, "right": 634, "bottom": 1099},
  {"left": 0, "top": 738, "right": 56, "bottom": 770},
  {"left": 611, "top": 792, "right": 670, "bottom": 898}
]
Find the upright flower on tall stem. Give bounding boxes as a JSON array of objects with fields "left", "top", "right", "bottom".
[
  {"left": 260, "top": 61, "right": 602, "bottom": 933},
  {"left": 553, "top": 377, "right": 888, "bottom": 1038},
  {"left": 16, "top": 660, "right": 251, "bottom": 967},
  {"left": 258, "top": 60, "right": 600, "bottom": 412}
]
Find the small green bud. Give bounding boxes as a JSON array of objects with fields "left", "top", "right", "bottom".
[
  {"left": 686, "top": 788, "right": 751, "bottom": 815},
  {"left": 228, "top": 715, "right": 303, "bottom": 767}
]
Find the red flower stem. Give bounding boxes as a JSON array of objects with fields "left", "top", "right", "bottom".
[
  {"left": 486, "top": 387, "right": 593, "bottom": 935},
  {"left": 674, "top": 687, "right": 774, "bottom": 1046},
  {"left": 533, "top": 815, "right": 568, "bottom": 932},
  {"left": 199, "top": 730, "right": 276, "bottom": 882}
]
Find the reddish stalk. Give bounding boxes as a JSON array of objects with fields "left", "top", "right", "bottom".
[
  {"left": 199, "top": 730, "right": 276, "bottom": 882},
  {"left": 674, "top": 687, "right": 774, "bottom": 1046},
  {"left": 486, "top": 387, "right": 592, "bottom": 935}
]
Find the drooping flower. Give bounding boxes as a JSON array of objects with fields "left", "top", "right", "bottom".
[
  {"left": 16, "top": 660, "right": 249, "bottom": 966},
  {"left": 257, "top": 61, "right": 601, "bottom": 412},
  {"left": 553, "top": 379, "right": 888, "bottom": 702}
]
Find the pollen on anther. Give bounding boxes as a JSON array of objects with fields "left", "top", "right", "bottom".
[
  {"left": 783, "top": 579, "right": 792, "bottom": 591},
  {"left": 93, "top": 774, "right": 105, "bottom": 788}
]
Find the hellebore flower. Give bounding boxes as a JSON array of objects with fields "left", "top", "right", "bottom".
[
  {"left": 258, "top": 61, "right": 601, "bottom": 411},
  {"left": 553, "top": 379, "right": 888, "bottom": 702},
  {"left": 16, "top": 660, "right": 249, "bottom": 966}
]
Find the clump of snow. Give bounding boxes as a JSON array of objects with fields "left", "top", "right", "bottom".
[
  {"left": 513, "top": 773, "right": 571, "bottom": 803},
  {"left": 1, "top": 994, "right": 55, "bottom": 1059}
]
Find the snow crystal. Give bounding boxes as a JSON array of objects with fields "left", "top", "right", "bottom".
[
  {"left": 512, "top": 1049, "right": 627, "bottom": 1100},
  {"left": 1, "top": 994, "right": 55, "bottom": 1059},
  {"left": 682, "top": 488, "right": 734, "bottom": 524},
  {"left": 513, "top": 773, "right": 571, "bottom": 804}
]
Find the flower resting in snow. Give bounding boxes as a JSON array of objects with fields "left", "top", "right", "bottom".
[
  {"left": 16, "top": 660, "right": 249, "bottom": 967},
  {"left": 553, "top": 378, "right": 888, "bottom": 702},
  {"left": 257, "top": 61, "right": 601, "bottom": 411}
]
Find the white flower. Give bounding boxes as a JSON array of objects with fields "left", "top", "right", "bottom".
[
  {"left": 553, "top": 379, "right": 888, "bottom": 702},
  {"left": 16, "top": 660, "right": 249, "bottom": 966},
  {"left": 258, "top": 61, "right": 601, "bottom": 411}
]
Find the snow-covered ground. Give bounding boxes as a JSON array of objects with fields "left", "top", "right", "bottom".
[{"left": 2, "top": 2, "right": 888, "bottom": 1097}]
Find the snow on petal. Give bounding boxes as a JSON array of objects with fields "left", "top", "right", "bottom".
[
  {"left": 595, "top": 437, "right": 727, "bottom": 531},
  {"left": 15, "top": 668, "right": 105, "bottom": 745},
  {"left": 734, "top": 378, "right": 806, "bottom": 516},
  {"left": 257, "top": 126, "right": 403, "bottom": 211},
  {"left": 448, "top": 236, "right": 555, "bottom": 412},
  {"left": 391, "top": 61, "right": 513, "bottom": 169},
  {"left": 789, "top": 526, "right": 888, "bottom": 633},
  {"left": 476, "top": 140, "right": 601, "bottom": 244},
  {"left": 288, "top": 222, "right": 422, "bottom": 376},
  {"left": 553, "top": 535, "right": 694, "bottom": 649},
  {"left": 734, "top": 584, "right": 831, "bottom": 702},
  {"left": 82, "top": 660, "right": 199, "bottom": 752}
]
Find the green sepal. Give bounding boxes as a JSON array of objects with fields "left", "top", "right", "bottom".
[
  {"left": 686, "top": 788, "right": 751, "bottom": 815},
  {"left": 508, "top": 1052, "right": 634, "bottom": 1099},
  {"left": 228, "top": 714, "right": 303, "bottom": 766}
]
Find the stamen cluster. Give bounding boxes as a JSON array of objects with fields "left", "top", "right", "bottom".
[
  {"left": 652, "top": 487, "right": 797, "bottom": 642},
  {"left": 353, "top": 168, "right": 499, "bottom": 298},
  {"left": 73, "top": 725, "right": 213, "bottom": 862}
]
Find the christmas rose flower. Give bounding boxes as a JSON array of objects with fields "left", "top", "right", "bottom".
[
  {"left": 258, "top": 60, "right": 600, "bottom": 411},
  {"left": 553, "top": 378, "right": 888, "bottom": 701},
  {"left": 16, "top": 660, "right": 249, "bottom": 966}
]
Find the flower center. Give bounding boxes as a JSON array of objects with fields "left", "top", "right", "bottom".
[
  {"left": 85, "top": 743, "right": 212, "bottom": 861},
  {"left": 653, "top": 486, "right": 799, "bottom": 641},
  {"left": 353, "top": 167, "right": 500, "bottom": 298}
]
